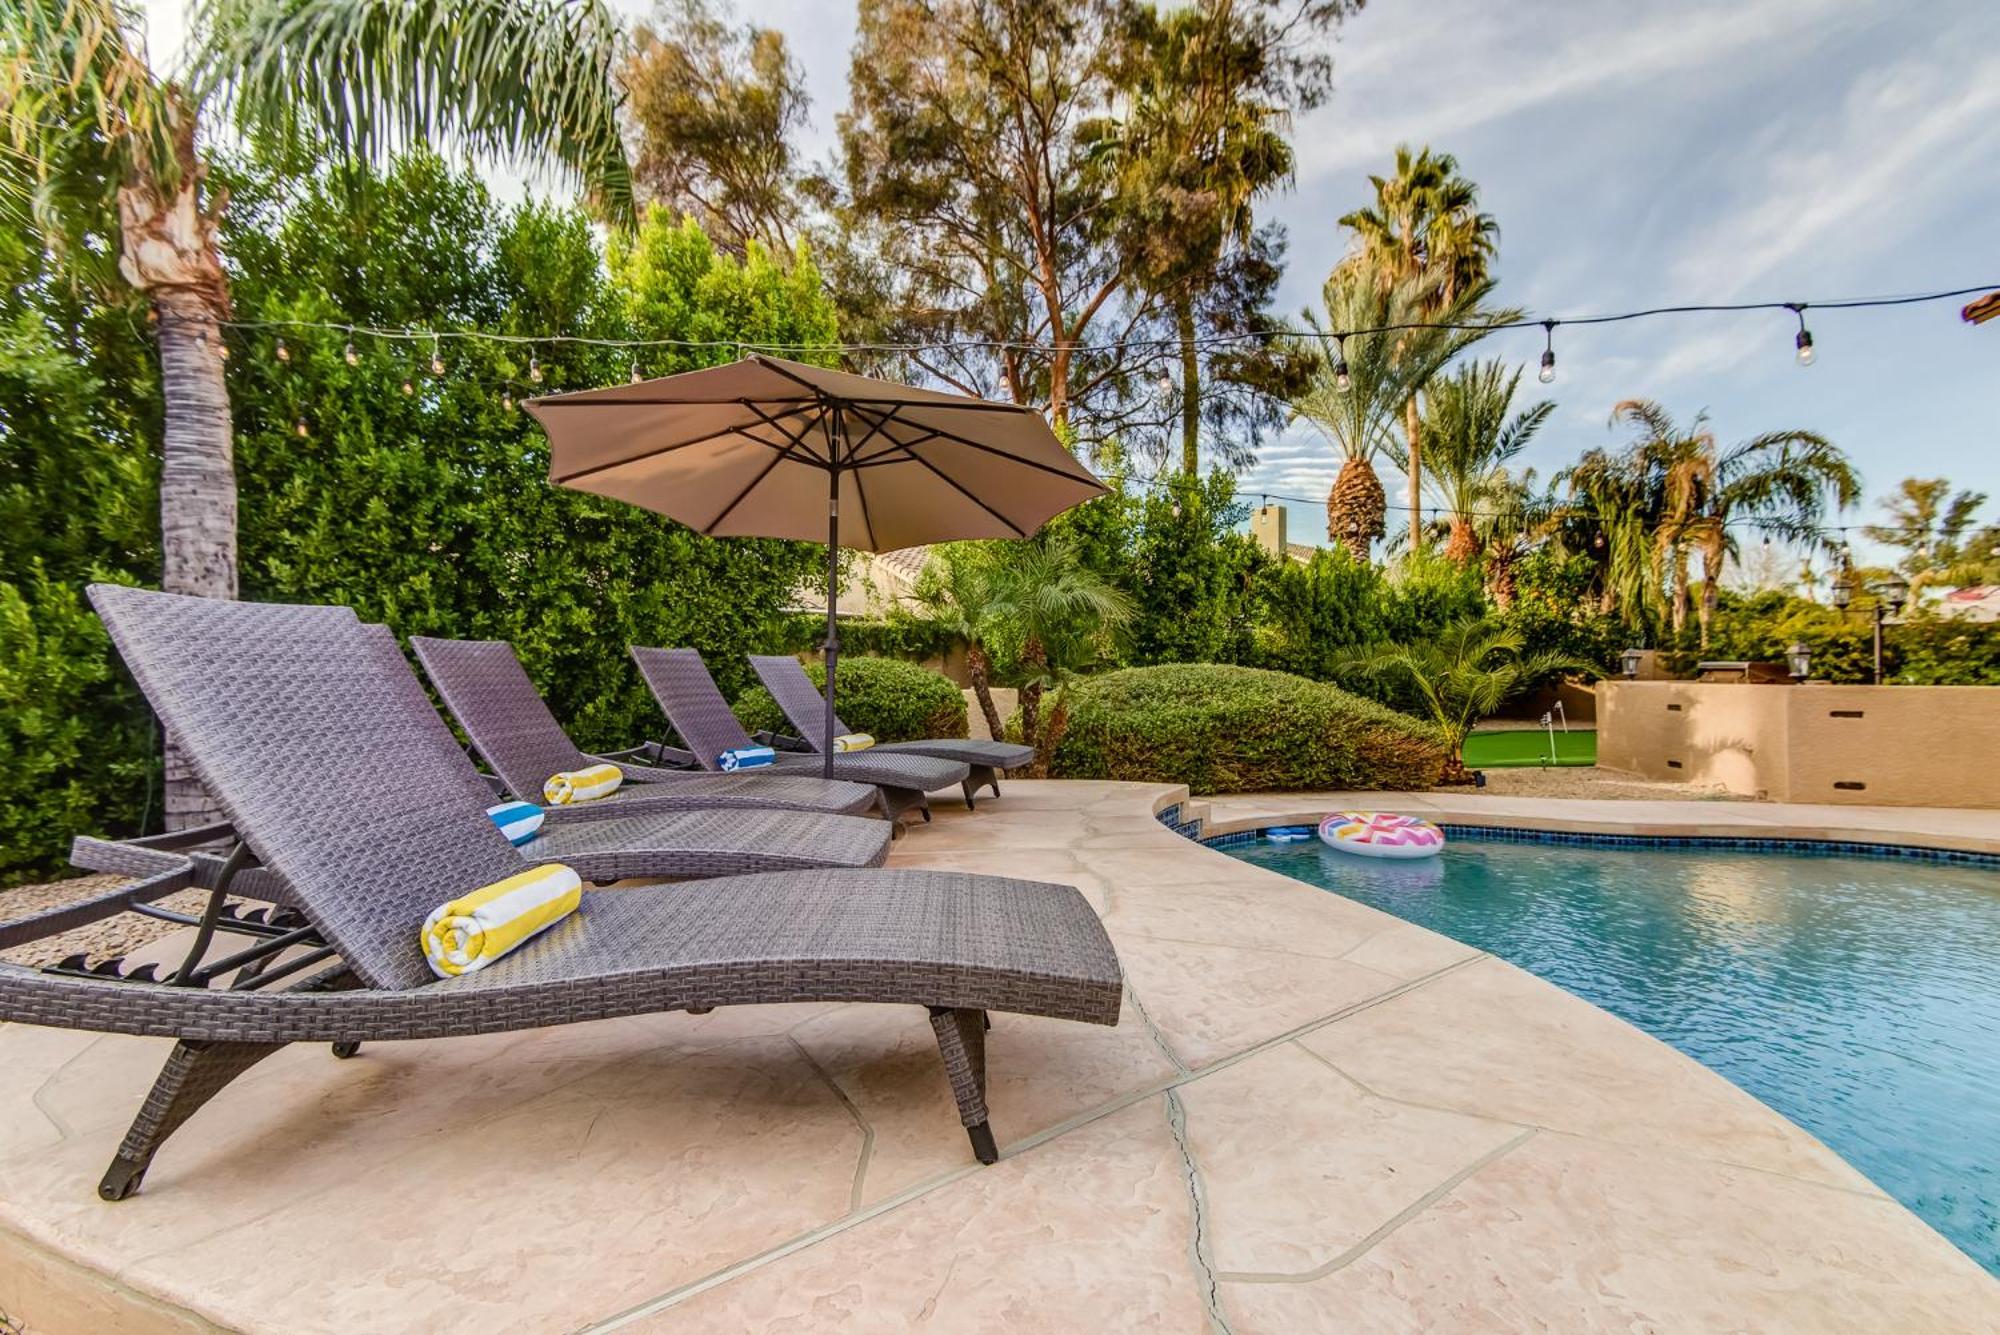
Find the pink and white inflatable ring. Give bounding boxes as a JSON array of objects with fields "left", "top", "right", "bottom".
[{"left": 1317, "top": 811, "right": 1446, "bottom": 859}]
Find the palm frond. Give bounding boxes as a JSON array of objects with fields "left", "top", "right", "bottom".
[{"left": 193, "top": 0, "right": 634, "bottom": 225}]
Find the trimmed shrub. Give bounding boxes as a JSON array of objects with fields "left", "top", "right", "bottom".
[
  {"left": 1047, "top": 663, "right": 1448, "bottom": 794},
  {"left": 733, "top": 656, "right": 968, "bottom": 743}
]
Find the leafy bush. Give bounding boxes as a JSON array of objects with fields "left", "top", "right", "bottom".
[
  {"left": 0, "top": 571, "right": 151, "bottom": 882},
  {"left": 1670, "top": 590, "right": 2000, "bottom": 685},
  {"left": 733, "top": 656, "right": 968, "bottom": 742},
  {"left": 1046, "top": 663, "right": 1447, "bottom": 794}
]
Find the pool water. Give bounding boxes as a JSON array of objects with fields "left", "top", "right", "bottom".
[{"left": 1225, "top": 833, "right": 2000, "bottom": 1275}]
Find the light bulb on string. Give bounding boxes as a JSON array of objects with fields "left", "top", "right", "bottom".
[
  {"left": 1537, "top": 320, "right": 1556, "bottom": 384},
  {"left": 430, "top": 335, "right": 446, "bottom": 377},
  {"left": 630, "top": 361, "right": 644, "bottom": 384},
  {"left": 502, "top": 388, "right": 514, "bottom": 412},
  {"left": 275, "top": 337, "right": 291, "bottom": 364},
  {"left": 1788, "top": 303, "right": 1814, "bottom": 367},
  {"left": 1156, "top": 373, "right": 1174, "bottom": 401},
  {"left": 528, "top": 354, "right": 543, "bottom": 384},
  {"left": 294, "top": 418, "right": 309, "bottom": 438},
  {"left": 343, "top": 340, "right": 359, "bottom": 367},
  {"left": 1332, "top": 336, "right": 1351, "bottom": 393}
]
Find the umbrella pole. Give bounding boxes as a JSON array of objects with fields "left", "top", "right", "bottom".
[{"left": 822, "top": 464, "right": 839, "bottom": 782}]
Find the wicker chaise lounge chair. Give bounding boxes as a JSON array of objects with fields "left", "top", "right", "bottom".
[
  {"left": 0, "top": 587, "right": 1121, "bottom": 1200},
  {"left": 630, "top": 646, "right": 972, "bottom": 823},
  {"left": 748, "top": 654, "right": 1033, "bottom": 808},
  {"left": 410, "top": 636, "right": 881, "bottom": 819},
  {"left": 70, "top": 618, "right": 895, "bottom": 892}
]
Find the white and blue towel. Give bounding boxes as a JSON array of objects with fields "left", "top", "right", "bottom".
[
  {"left": 718, "top": 745, "right": 776, "bottom": 771},
  {"left": 486, "top": 800, "right": 545, "bottom": 847}
]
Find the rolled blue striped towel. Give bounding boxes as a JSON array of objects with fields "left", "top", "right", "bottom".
[
  {"left": 487, "top": 801, "right": 545, "bottom": 847},
  {"left": 718, "top": 745, "right": 775, "bottom": 771}
]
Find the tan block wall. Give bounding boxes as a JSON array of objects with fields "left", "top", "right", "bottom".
[{"left": 1596, "top": 682, "right": 2000, "bottom": 808}]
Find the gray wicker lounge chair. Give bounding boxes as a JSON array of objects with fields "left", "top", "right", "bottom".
[
  {"left": 748, "top": 654, "right": 1032, "bottom": 807},
  {"left": 410, "top": 635, "right": 880, "bottom": 820},
  {"left": 630, "top": 647, "right": 972, "bottom": 823},
  {"left": 0, "top": 586, "right": 1120, "bottom": 1200}
]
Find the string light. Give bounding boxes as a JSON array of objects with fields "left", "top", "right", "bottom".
[
  {"left": 293, "top": 418, "right": 309, "bottom": 437},
  {"left": 630, "top": 361, "right": 644, "bottom": 384},
  {"left": 343, "top": 340, "right": 359, "bottom": 367},
  {"left": 275, "top": 337, "right": 291, "bottom": 364},
  {"left": 1788, "top": 303, "right": 1815, "bottom": 367},
  {"left": 528, "top": 354, "right": 543, "bottom": 384},
  {"left": 1332, "top": 336, "right": 1351, "bottom": 393},
  {"left": 1537, "top": 320, "right": 1556, "bottom": 384},
  {"left": 430, "top": 335, "right": 446, "bottom": 377},
  {"left": 501, "top": 389, "right": 514, "bottom": 411}
]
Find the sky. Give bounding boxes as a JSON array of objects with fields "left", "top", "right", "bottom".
[{"left": 141, "top": 0, "right": 2000, "bottom": 565}]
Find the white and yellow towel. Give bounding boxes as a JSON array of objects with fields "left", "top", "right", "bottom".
[
  {"left": 422, "top": 863, "right": 583, "bottom": 979},
  {"left": 543, "top": 762, "right": 622, "bottom": 805},
  {"left": 830, "top": 733, "right": 876, "bottom": 753}
]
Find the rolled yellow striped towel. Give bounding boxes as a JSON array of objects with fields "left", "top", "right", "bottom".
[
  {"left": 543, "top": 762, "right": 622, "bottom": 805},
  {"left": 422, "top": 863, "right": 583, "bottom": 979},
  {"left": 831, "top": 733, "right": 875, "bottom": 752}
]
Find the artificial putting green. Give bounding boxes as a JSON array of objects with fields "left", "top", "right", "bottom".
[{"left": 1461, "top": 728, "right": 1597, "bottom": 768}]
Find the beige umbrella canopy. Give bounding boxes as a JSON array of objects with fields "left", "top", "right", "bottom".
[{"left": 525, "top": 353, "right": 1106, "bottom": 776}]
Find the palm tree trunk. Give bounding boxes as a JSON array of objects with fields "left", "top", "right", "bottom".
[
  {"left": 966, "top": 644, "right": 1006, "bottom": 741},
  {"left": 1033, "top": 689, "right": 1069, "bottom": 779},
  {"left": 1018, "top": 636, "right": 1046, "bottom": 755},
  {"left": 1177, "top": 296, "right": 1200, "bottom": 477},
  {"left": 152, "top": 286, "right": 236, "bottom": 829},
  {"left": 1404, "top": 396, "right": 1423, "bottom": 553}
]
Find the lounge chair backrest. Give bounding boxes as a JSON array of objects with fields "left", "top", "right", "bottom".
[
  {"left": 409, "top": 637, "right": 591, "bottom": 800},
  {"left": 89, "top": 586, "right": 527, "bottom": 991},
  {"left": 629, "top": 646, "right": 751, "bottom": 768},
  {"left": 747, "top": 655, "right": 843, "bottom": 752}
]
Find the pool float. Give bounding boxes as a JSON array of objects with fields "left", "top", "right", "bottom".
[{"left": 1317, "top": 811, "right": 1445, "bottom": 860}]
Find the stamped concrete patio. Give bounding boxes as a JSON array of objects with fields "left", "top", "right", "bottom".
[{"left": 2, "top": 780, "right": 1996, "bottom": 1332}]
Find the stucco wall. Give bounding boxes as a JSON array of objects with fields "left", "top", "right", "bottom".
[{"left": 1596, "top": 682, "right": 2000, "bottom": 808}]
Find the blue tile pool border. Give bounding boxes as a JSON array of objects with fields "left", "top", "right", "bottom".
[{"left": 1154, "top": 802, "right": 2000, "bottom": 869}]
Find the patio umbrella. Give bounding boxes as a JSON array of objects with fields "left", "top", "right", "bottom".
[{"left": 526, "top": 354, "right": 1106, "bottom": 778}]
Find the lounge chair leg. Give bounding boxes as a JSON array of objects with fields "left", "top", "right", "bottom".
[
  {"left": 928, "top": 1006, "right": 996, "bottom": 1164},
  {"left": 966, "top": 766, "right": 1000, "bottom": 803},
  {"left": 331, "top": 1041, "right": 361, "bottom": 1059},
  {"left": 960, "top": 777, "right": 978, "bottom": 811},
  {"left": 100, "top": 1039, "right": 287, "bottom": 1201}
]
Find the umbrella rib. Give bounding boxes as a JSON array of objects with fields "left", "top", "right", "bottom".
[
  {"left": 846, "top": 404, "right": 1100, "bottom": 487},
  {"left": 743, "top": 400, "right": 833, "bottom": 467},
  {"left": 548, "top": 404, "right": 818, "bottom": 485},
  {"left": 705, "top": 434, "right": 806, "bottom": 533},
  {"left": 870, "top": 435, "right": 1029, "bottom": 538}
]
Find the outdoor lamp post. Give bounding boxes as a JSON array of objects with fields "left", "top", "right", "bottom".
[
  {"left": 1870, "top": 575, "right": 1909, "bottom": 685},
  {"left": 1787, "top": 642, "right": 1812, "bottom": 682},
  {"left": 1620, "top": 647, "right": 1644, "bottom": 680},
  {"left": 1830, "top": 572, "right": 1853, "bottom": 610}
]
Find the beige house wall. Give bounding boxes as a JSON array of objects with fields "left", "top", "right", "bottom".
[{"left": 1596, "top": 682, "right": 2000, "bottom": 808}]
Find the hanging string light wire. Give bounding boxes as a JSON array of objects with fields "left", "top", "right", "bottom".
[{"left": 155, "top": 282, "right": 1997, "bottom": 361}]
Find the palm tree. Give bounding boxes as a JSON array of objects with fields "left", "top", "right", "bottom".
[
  {"left": 1340, "top": 618, "right": 1582, "bottom": 783},
  {"left": 1337, "top": 144, "right": 1499, "bottom": 551},
  {"left": 1416, "top": 359, "right": 1553, "bottom": 565},
  {"left": 1556, "top": 445, "right": 1661, "bottom": 633},
  {"left": 1609, "top": 401, "right": 1858, "bottom": 646},
  {"left": 4, "top": 0, "right": 630, "bottom": 823},
  {"left": 987, "top": 532, "right": 1134, "bottom": 774},
  {"left": 1088, "top": 3, "right": 1295, "bottom": 476},
  {"left": 1293, "top": 269, "right": 1491, "bottom": 556},
  {"left": 1860, "top": 478, "right": 1990, "bottom": 589},
  {"left": 1471, "top": 467, "right": 1555, "bottom": 609},
  {"left": 912, "top": 545, "right": 1010, "bottom": 742}
]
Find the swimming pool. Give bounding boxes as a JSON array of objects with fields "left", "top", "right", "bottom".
[{"left": 1222, "top": 830, "right": 2000, "bottom": 1275}]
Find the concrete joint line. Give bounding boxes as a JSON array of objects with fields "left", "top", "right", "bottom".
[
  {"left": 787, "top": 1035, "right": 877, "bottom": 1213},
  {"left": 1217, "top": 1128, "right": 1539, "bottom": 1286}
]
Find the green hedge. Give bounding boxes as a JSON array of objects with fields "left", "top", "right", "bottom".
[
  {"left": 733, "top": 656, "right": 968, "bottom": 743},
  {"left": 1047, "top": 663, "right": 1448, "bottom": 793}
]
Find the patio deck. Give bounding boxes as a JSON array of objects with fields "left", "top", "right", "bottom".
[{"left": 1, "top": 780, "right": 1995, "bottom": 1332}]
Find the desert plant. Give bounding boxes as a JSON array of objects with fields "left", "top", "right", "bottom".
[{"left": 1047, "top": 662, "right": 1447, "bottom": 794}]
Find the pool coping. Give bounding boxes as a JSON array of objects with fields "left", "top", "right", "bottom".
[{"left": 1171, "top": 789, "right": 2000, "bottom": 860}]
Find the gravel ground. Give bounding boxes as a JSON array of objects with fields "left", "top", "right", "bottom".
[{"left": 0, "top": 875, "right": 214, "bottom": 969}]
